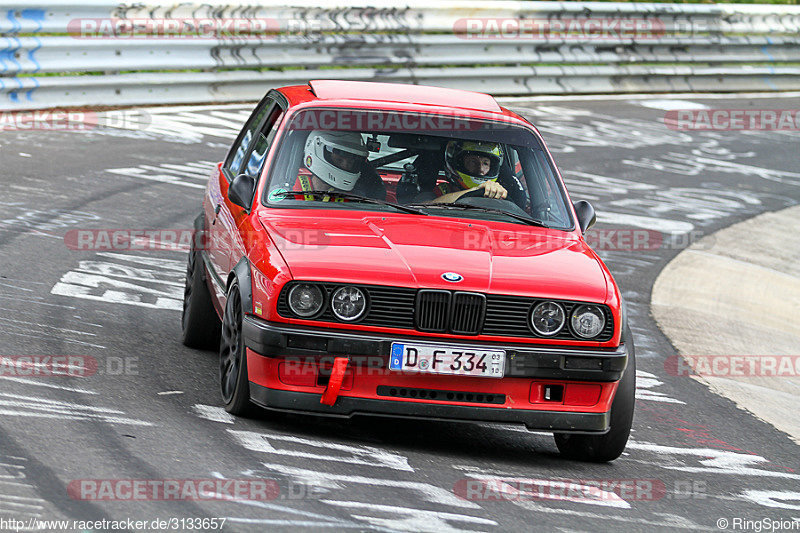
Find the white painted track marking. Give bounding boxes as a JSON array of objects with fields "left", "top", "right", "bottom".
[
  {"left": 626, "top": 442, "right": 800, "bottom": 480},
  {"left": 321, "top": 501, "right": 497, "bottom": 533},
  {"left": 192, "top": 404, "right": 234, "bottom": 424},
  {"left": 258, "top": 463, "right": 479, "bottom": 509},
  {"left": 229, "top": 430, "right": 412, "bottom": 471}
]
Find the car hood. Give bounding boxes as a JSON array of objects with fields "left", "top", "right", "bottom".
[{"left": 259, "top": 212, "right": 608, "bottom": 302}]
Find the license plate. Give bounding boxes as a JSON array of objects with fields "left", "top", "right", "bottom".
[{"left": 389, "top": 342, "right": 505, "bottom": 378}]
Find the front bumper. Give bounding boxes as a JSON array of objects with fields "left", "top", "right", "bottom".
[
  {"left": 242, "top": 316, "right": 629, "bottom": 434},
  {"left": 243, "top": 316, "right": 628, "bottom": 382},
  {"left": 250, "top": 383, "right": 610, "bottom": 433}
]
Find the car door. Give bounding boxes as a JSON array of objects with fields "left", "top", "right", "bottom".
[
  {"left": 228, "top": 101, "right": 286, "bottom": 263},
  {"left": 205, "top": 95, "right": 274, "bottom": 294},
  {"left": 208, "top": 94, "right": 285, "bottom": 288}
]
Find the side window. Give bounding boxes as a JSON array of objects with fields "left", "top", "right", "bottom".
[
  {"left": 227, "top": 102, "right": 273, "bottom": 176},
  {"left": 245, "top": 108, "right": 284, "bottom": 177}
]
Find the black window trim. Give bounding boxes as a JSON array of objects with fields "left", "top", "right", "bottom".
[
  {"left": 258, "top": 105, "right": 576, "bottom": 231},
  {"left": 222, "top": 90, "right": 288, "bottom": 183}
]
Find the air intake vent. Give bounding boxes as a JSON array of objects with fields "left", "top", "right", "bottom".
[{"left": 377, "top": 386, "right": 505, "bottom": 404}]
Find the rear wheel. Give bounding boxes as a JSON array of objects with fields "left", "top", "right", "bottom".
[
  {"left": 219, "top": 280, "right": 254, "bottom": 415},
  {"left": 554, "top": 329, "right": 635, "bottom": 462},
  {"left": 181, "top": 231, "right": 221, "bottom": 349}
]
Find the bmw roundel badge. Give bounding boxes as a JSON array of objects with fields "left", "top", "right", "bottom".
[{"left": 442, "top": 272, "right": 463, "bottom": 282}]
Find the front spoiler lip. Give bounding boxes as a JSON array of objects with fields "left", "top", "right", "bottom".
[
  {"left": 249, "top": 383, "right": 610, "bottom": 434},
  {"left": 243, "top": 316, "right": 629, "bottom": 381}
]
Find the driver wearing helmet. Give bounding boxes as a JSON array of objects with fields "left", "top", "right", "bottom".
[
  {"left": 430, "top": 140, "right": 508, "bottom": 203},
  {"left": 293, "top": 130, "right": 369, "bottom": 201}
]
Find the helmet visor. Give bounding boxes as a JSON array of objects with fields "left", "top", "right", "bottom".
[
  {"left": 456, "top": 151, "right": 501, "bottom": 180},
  {"left": 323, "top": 146, "right": 366, "bottom": 174}
]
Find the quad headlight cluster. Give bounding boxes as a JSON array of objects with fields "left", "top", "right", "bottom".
[
  {"left": 287, "top": 283, "right": 367, "bottom": 321},
  {"left": 284, "top": 282, "right": 608, "bottom": 340},
  {"left": 529, "top": 301, "right": 606, "bottom": 339}
]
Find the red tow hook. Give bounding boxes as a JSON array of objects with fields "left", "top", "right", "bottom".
[{"left": 320, "top": 357, "right": 349, "bottom": 406}]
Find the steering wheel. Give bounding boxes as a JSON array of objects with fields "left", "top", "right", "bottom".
[{"left": 454, "top": 190, "right": 532, "bottom": 218}]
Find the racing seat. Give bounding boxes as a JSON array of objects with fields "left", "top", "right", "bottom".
[
  {"left": 355, "top": 164, "right": 387, "bottom": 201},
  {"left": 396, "top": 150, "right": 443, "bottom": 204}
]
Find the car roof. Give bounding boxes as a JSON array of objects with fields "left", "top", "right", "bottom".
[{"left": 283, "top": 80, "right": 503, "bottom": 114}]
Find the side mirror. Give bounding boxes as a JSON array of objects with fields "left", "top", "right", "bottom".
[
  {"left": 573, "top": 200, "right": 596, "bottom": 233},
  {"left": 228, "top": 174, "right": 256, "bottom": 211}
]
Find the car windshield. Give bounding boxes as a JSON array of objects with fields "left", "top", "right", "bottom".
[{"left": 262, "top": 108, "right": 574, "bottom": 230}]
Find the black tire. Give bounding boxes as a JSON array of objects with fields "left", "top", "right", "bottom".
[
  {"left": 554, "top": 329, "right": 636, "bottom": 462},
  {"left": 219, "top": 280, "right": 254, "bottom": 415},
  {"left": 181, "top": 237, "right": 221, "bottom": 349}
]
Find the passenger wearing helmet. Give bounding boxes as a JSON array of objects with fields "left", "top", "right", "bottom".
[
  {"left": 430, "top": 140, "right": 508, "bottom": 203},
  {"left": 293, "top": 130, "right": 370, "bottom": 201}
]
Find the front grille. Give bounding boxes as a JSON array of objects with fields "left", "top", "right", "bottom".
[
  {"left": 376, "top": 386, "right": 505, "bottom": 404},
  {"left": 278, "top": 282, "right": 613, "bottom": 342},
  {"left": 415, "top": 290, "right": 451, "bottom": 332},
  {"left": 450, "top": 292, "right": 486, "bottom": 335}
]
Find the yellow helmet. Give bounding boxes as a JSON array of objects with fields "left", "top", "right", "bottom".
[{"left": 444, "top": 140, "right": 503, "bottom": 189}]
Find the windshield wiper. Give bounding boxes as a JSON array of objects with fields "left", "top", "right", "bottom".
[
  {"left": 408, "top": 202, "right": 550, "bottom": 228},
  {"left": 271, "top": 189, "right": 428, "bottom": 216}
]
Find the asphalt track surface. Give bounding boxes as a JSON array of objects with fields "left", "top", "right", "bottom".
[{"left": 0, "top": 95, "right": 799, "bottom": 532}]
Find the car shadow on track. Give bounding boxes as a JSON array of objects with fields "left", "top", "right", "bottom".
[{"left": 241, "top": 407, "right": 574, "bottom": 467}]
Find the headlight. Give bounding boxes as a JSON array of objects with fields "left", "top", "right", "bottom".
[
  {"left": 331, "top": 286, "right": 367, "bottom": 321},
  {"left": 570, "top": 305, "right": 605, "bottom": 338},
  {"left": 530, "top": 301, "right": 565, "bottom": 336},
  {"left": 287, "top": 284, "right": 324, "bottom": 317}
]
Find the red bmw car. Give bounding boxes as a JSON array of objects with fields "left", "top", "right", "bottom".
[{"left": 181, "top": 80, "right": 635, "bottom": 462}]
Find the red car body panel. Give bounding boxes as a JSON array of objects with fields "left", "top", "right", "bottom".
[
  {"left": 246, "top": 350, "right": 619, "bottom": 413},
  {"left": 200, "top": 81, "right": 630, "bottom": 433}
]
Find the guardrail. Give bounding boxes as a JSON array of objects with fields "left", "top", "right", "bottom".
[{"left": 2, "top": 1, "right": 800, "bottom": 110}]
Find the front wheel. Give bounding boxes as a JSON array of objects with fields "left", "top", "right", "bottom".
[
  {"left": 554, "top": 329, "right": 635, "bottom": 462},
  {"left": 219, "top": 280, "right": 254, "bottom": 415}
]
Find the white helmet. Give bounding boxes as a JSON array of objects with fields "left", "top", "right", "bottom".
[{"left": 303, "top": 131, "right": 368, "bottom": 191}]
